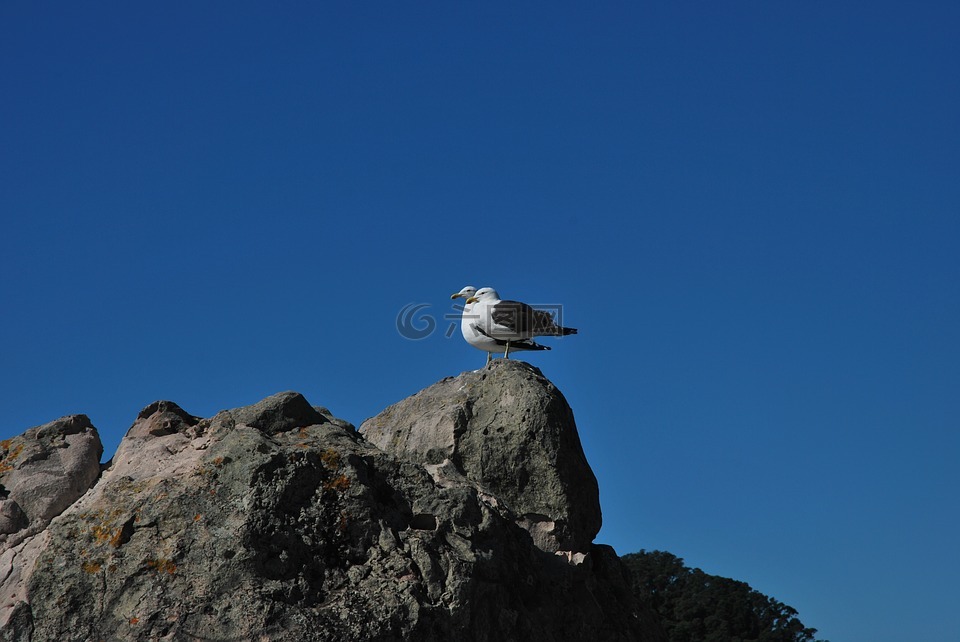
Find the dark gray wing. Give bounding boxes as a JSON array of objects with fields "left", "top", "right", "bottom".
[
  {"left": 493, "top": 300, "right": 576, "bottom": 335},
  {"left": 491, "top": 300, "right": 542, "bottom": 334}
]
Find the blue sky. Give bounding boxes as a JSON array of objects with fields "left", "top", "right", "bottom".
[{"left": 2, "top": 3, "right": 958, "bottom": 640}]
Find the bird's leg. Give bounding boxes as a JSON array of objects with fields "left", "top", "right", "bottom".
[
  {"left": 486, "top": 352, "right": 492, "bottom": 365},
  {"left": 504, "top": 341, "right": 511, "bottom": 359}
]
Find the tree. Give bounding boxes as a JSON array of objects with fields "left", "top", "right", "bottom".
[{"left": 622, "top": 550, "right": 825, "bottom": 642}]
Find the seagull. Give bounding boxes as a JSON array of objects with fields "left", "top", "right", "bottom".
[
  {"left": 466, "top": 287, "right": 577, "bottom": 358},
  {"left": 451, "top": 286, "right": 550, "bottom": 364}
]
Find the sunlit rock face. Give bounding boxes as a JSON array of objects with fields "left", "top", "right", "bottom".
[
  {"left": 0, "top": 367, "right": 660, "bottom": 642},
  {"left": 361, "top": 359, "right": 601, "bottom": 554}
]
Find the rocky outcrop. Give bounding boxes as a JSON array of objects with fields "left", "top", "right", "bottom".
[
  {"left": 360, "top": 360, "right": 600, "bottom": 554},
  {"left": 0, "top": 415, "right": 103, "bottom": 539},
  {"left": 0, "top": 414, "right": 104, "bottom": 642},
  {"left": 0, "top": 363, "right": 657, "bottom": 642}
]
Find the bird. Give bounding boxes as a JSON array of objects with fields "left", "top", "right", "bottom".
[
  {"left": 465, "top": 287, "right": 577, "bottom": 358},
  {"left": 451, "top": 286, "right": 550, "bottom": 364}
]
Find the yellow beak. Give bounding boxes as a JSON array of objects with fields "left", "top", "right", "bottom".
[{"left": 465, "top": 296, "right": 479, "bottom": 304}]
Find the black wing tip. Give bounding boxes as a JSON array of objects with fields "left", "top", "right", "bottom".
[{"left": 517, "top": 341, "right": 551, "bottom": 351}]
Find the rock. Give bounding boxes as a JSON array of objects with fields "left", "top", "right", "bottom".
[
  {"left": 230, "top": 391, "right": 328, "bottom": 434},
  {"left": 0, "top": 415, "right": 103, "bottom": 636},
  {"left": 133, "top": 400, "right": 200, "bottom": 436},
  {"left": 360, "top": 360, "right": 601, "bottom": 553},
  {"left": 0, "top": 414, "right": 103, "bottom": 533},
  {"left": 0, "top": 500, "right": 28, "bottom": 535},
  {"left": 0, "top": 372, "right": 656, "bottom": 641}
]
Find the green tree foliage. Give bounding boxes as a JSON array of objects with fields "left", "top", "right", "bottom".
[{"left": 622, "top": 550, "right": 824, "bottom": 642}]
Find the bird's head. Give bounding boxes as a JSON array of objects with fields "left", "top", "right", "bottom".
[
  {"left": 466, "top": 287, "right": 499, "bottom": 304},
  {"left": 450, "top": 285, "right": 477, "bottom": 300}
]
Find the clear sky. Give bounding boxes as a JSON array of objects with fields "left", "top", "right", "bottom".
[{"left": 2, "top": 3, "right": 958, "bottom": 640}]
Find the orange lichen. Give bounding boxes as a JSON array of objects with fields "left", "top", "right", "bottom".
[
  {"left": 129, "top": 617, "right": 140, "bottom": 625},
  {"left": 91, "top": 525, "right": 111, "bottom": 544},
  {"left": 323, "top": 474, "right": 350, "bottom": 493},
  {"left": 320, "top": 448, "right": 341, "bottom": 469},
  {"left": 0, "top": 442, "right": 24, "bottom": 474},
  {"left": 110, "top": 529, "right": 126, "bottom": 548},
  {"left": 82, "top": 560, "right": 102, "bottom": 574},
  {"left": 91, "top": 524, "right": 127, "bottom": 548},
  {"left": 193, "top": 514, "right": 202, "bottom": 522},
  {"left": 146, "top": 558, "right": 177, "bottom": 574}
]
